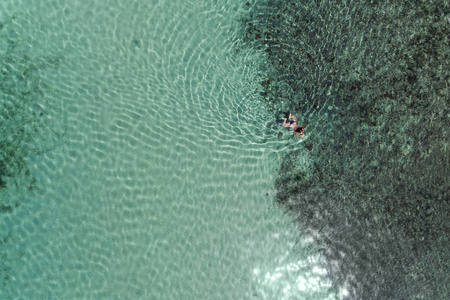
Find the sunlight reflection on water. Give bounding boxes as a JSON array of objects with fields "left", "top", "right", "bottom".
[{"left": 248, "top": 232, "right": 351, "bottom": 300}]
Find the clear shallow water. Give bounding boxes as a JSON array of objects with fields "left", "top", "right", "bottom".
[{"left": 0, "top": 0, "right": 344, "bottom": 299}]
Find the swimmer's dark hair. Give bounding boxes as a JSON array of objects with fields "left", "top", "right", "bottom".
[{"left": 294, "top": 126, "right": 304, "bottom": 133}]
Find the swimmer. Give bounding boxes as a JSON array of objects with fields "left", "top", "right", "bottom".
[{"left": 281, "top": 113, "right": 305, "bottom": 137}]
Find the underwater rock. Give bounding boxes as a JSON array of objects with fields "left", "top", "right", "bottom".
[
  {"left": 242, "top": 0, "right": 449, "bottom": 298},
  {"left": 0, "top": 14, "right": 65, "bottom": 199}
]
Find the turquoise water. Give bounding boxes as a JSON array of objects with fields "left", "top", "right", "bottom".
[{"left": 0, "top": 0, "right": 344, "bottom": 299}]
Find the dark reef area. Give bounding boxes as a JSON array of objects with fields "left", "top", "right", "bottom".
[
  {"left": 242, "top": 0, "right": 448, "bottom": 299},
  {"left": 0, "top": 15, "right": 64, "bottom": 199},
  {"left": 0, "top": 14, "right": 65, "bottom": 288}
]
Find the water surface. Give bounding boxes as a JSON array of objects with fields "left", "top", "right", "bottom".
[{"left": 0, "top": 0, "right": 341, "bottom": 299}]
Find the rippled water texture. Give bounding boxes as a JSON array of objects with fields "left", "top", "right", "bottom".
[
  {"left": 0, "top": 0, "right": 346, "bottom": 299},
  {"left": 2, "top": 0, "right": 448, "bottom": 299}
]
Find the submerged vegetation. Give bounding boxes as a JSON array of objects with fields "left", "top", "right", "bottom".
[
  {"left": 242, "top": 0, "right": 449, "bottom": 298},
  {"left": 0, "top": 14, "right": 65, "bottom": 207},
  {"left": 0, "top": 13, "right": 65, "bottom": 291}
]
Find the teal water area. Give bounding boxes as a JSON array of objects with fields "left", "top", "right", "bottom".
[{"left": 0, "top": 0, "right": 348, "bottom": 299}]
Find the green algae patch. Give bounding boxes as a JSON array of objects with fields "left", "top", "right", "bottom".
[
  {"left": 0, "top": 13, "right": 66, "bottom": 292},
  {"left": 0, "top": 15, "right": 65, "bottom": 205}
]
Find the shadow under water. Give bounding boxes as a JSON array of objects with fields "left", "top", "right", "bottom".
[
  {"left": 0, "top": 14, "right": 65, "bottom": 289},
  {"left": 0, "top": 14, "right": 65, "bottom": 199},
  {"left": 241, "top": 0, "right": 449, "bottom": 299}
]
